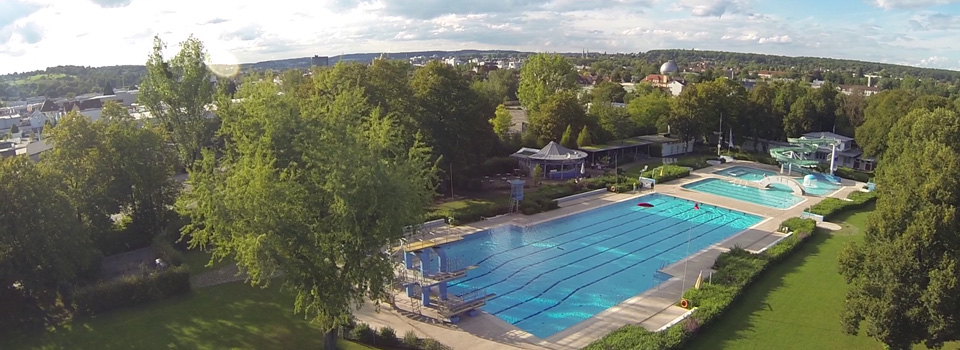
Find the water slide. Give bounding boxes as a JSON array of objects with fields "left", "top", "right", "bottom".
[{"left": 768, "top": 137, "right": 842, "bottom": 184}]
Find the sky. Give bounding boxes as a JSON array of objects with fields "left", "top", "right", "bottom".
[{"left": 2, "top": 0, "right": 960, "bottom": 74}]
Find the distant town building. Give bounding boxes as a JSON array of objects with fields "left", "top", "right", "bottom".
[{"left": 311, "top": 55, "right": 329, "bottom": 67}]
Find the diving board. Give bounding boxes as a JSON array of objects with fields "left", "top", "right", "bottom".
[{"left": 403, "top": 234, "right": 464, "bottom": 252}]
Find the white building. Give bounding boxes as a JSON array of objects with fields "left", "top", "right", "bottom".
[
  {"left": 802, "top": 132, "right": 876, "bottom": 172},
  {"left": 635, "top": 134, "right": 694, "bottom": 157}
]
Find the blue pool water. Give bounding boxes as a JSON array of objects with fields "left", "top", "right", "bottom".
[
  {"left": 712, "top": 166, "right": 840, "bottom": 197},
  {"left": 428, "top": 193, "right": 763, "bottom": 339},
  {"left": 681, "top": 178, "right": 803, "bottom": 209}
]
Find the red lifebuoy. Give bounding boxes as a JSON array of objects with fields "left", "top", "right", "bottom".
[
  {"left": 611, "top": 186, "right": 617, "bottom": 192},
  {"left": 680, "top": 299, "right": 689, "bottom": 308}
]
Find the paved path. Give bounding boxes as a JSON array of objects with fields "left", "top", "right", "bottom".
[{"left": 190, "top": 264, "right": 245, "bottom": 289}]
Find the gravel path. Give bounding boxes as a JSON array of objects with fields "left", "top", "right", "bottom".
[{"left": 190, "top": 264, "right": 246, "bottom": 289}]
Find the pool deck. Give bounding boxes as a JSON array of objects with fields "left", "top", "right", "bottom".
[{"left": 353, "top": 161, "right": 866, "bottom": 350}]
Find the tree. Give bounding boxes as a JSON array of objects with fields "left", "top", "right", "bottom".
[
  {"left": 746, "top": 81, "right": 780, "bottom": 141},
  {"left": 527, "top": 90, "right": 586, "bottom": 146},
  {"left": 102, "top": 81, "right": 114, "bottom": 96},
  {"left": 100, "top": 102, "right": 178, "bottom": 233},
  {"left": 181, "top": 80, "right": 437, "bottom": 350},
  {"left": 590, "top": 81, "right": 627, "bottom": 103},
  {"left": 839, "top": 108, "right": 960, "bottom": 350},
  {"left": 560, "top": 124, "right": 576, "bottom": 148},
  {"left": 1, "top": 156, "right": 94, "bottom": 327},
  {"left": 627, "top": 89, "right": 671, "bottom": 134},
  {"left": 410, "top": 61, "right": 493, "bottom": 184},
  {"left": 593, "top": 102, "right": 634, "bottom": 142},
  {"left": 855, "top": 90, "right": 948, "bottom": 160},
  {"left": 139, "top": 35, "right": 214, "bottom": 168},
  {"left": 490, "top": 104, "right": 513, "bottom": 139},
  {"left": 518, "top": 53, "right": 577, "bottom": 112},
  {"left": 784, "top": 94, "right": 816, "bottom": 137},
  {"left": 577, "top": 125, "right": 593, "bottom": 147},
  {"left": 41, "top": 112, "right": 118, "bottom": 233}
]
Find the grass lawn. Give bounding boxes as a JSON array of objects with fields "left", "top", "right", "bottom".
[
  {"left": 1, "top": 282, "right": 377, "bottom": 350},
  {"left": 686, "top": 203, "right": 959, "bottom": 350}
]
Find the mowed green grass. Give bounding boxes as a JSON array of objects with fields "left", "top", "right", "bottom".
[
  {"left": 686, "top": 203, "right": 959, "bottom": 350},
  {"left": 1, "top": 282, "right": 376, "bottom": 350}
]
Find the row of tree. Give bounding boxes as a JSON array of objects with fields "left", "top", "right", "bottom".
[{"left": 1, "top": 101, "right": 177, "bottom": 330}]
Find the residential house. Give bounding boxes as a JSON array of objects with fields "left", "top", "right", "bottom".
[
  {"left": 838, "top": 85, "right": 881, "bottom": 97},
  {"left": 756, "top": 70, "right": 784, "bottom": 79},
  {"left": 666, "top": 80, "right": 686, "bottom": 97}
]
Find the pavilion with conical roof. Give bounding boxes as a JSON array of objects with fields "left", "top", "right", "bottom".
[{"left": 510, "top": 141, "right": 588, "bottom": 180}]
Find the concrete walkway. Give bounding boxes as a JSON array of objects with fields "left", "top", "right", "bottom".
[{"left": 354, "top": 161, "right": 868, "bottom": 350}]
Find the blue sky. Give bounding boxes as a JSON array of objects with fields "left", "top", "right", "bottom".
[{"left": 1, "top": 0, "right": 960, "bottom": 74}]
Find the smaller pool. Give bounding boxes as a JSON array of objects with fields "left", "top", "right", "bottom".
[
  {"left": 682, "top": 178, "right": 803, "bottom": 209},
  {"left": 713, "top": 166, "right": 840, "bottom": 197}
]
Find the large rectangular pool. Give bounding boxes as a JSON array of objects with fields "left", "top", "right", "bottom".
[
  {"left": 431, "top": 193, "right": 763, "bottom": 338},
  {"left": 681, "top": 178, "right": 804, "bottom": 209}
]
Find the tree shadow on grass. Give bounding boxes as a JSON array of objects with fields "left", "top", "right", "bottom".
[{"left": 3, "top": 283, "right": 325, "bottom": 350}]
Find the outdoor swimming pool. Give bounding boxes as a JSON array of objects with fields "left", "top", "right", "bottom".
[
  {"left": 433, "top": 193, "right": 763, "bottom": 339},
  {"left": 713, "top": 166, "right": 840, "bottom": 197},
  {"left": 681, "top": 178, "right": 804, "bottom": 209}
]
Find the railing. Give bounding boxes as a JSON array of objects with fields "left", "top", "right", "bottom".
[{"left": 756, "top": 232, "right": 794, "bottom": 254}]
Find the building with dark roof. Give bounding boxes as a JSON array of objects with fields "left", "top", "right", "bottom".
[{"left": 511, "top": 141, "right": 587, "bottom": 180}]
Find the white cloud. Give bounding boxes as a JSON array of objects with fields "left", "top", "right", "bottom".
[
  {"left": 873, "top": 0, "right": 960, "bottom": 9},
  {"left": 0, "top": 0, "right": 959, "bottom": 74}
]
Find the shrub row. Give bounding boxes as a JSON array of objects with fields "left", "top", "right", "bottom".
[
  {"left": 640, "top": 165, "right": 691, "bottom": 184},
  {"left": 72, "top": 266, "right": 191, "bottom": 316},
  {"left": 834, "top": 166, "right": 872, "bottom": 182},
  {"left": 808, "top": 190, "right": 877, "bottom": 221},
  {"left": 344, "top": 321, "right": 451, "bottom": 350},
  {"left": 583, "top": 217, "right": 819, "bottom": 350},
  {"left": 723, "top": 150, "right": 779, "bottom": 166},
  {"left": 151, "top": 233, "right": 184, "bottom": 267}
]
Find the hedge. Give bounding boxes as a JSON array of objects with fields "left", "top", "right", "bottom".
[
  {"left": 640, "top": 165, "right": 691, "bottom": 184},
  {"left": 344, "top": 321, "right": 451, "bottom": 349},
  {"left": 834, "top": 166, "right": 872, "bottom": 182},
  {"left": 807, "top": 191, "right": 877, "bottom": 221},
  {"left": 72, "top": 266, "right": 191, "bottom": 316},
  {"left": 722, "top": 150, "right": 779, "bottom": 166},
  {"left": 583, "top": 217, "right": 819, "bottom": 350}
]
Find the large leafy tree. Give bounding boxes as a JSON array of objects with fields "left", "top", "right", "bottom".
[
  {"left": 0, "top": 156, "right": 93, "bottom": 326},
  {"left": 855, "top": 90, "right": 949, "bottom": 160},
  {"left": 783, "top": 94, "right": 817, "bottom": 137},
  {"left": 410, "top": 61, "right": 494, "bottom": 179},
  {"left": 746, "top": 81, "right": 781, "bottom": 141},
  {"left": 527, "top": 89, "right": 586, "bottom": 146},
  {"left": 41, "top": 112, "right": 118, "bottom": 233},
  {"left": 838, "top": 108, "right": 960, "bottom": 350},
  {"left": 139, "top": 35, "right": 215, "bottom": 168},
  {"left": 590, "top": 81, "right": 627, "bottom": 104},
  {"left": 180, "top": 78, "right": 437, "bottom": 350},
  {"left": 593, "top": 102, "right": 634, "bottom": 142},
  {"left": 518, "top": 53, "right": 577, "bottom": 112},
  {"left": 668, "top": 78, "right": 746, "bottom": 143},
  {"left": 627, "top": 89, "right": 671, "bottom": 134},
  {"left": 489, "top": 103, "right": 513, "bottom": 139}
]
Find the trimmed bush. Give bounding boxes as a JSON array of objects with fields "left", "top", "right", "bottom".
[
  {"left": 151, "top": 233, "right": 184, "bottom": 267},
  {"left": 722, "top": 150, "right": 778, "bottom": 166},
  {"left": 72, "top": 266, "right": 191, "bottom": 316},
  {"left": 834, "top": 166, "right": 872, "bottom": 182},
  {"left": 808, "top": 191, "right": 877, "bottom": 221},
  {"left": 403, "top": 330, "right": 421, "bottom": 348},
  {"left": 481, "top": 157, "right": 519, "bottom": 176},
  {"left": 93, "top": 217, "right": 153, "bottom": 256},
  {"left": 348, "top": 322, "right": 376, "bottom": 343},
  {"left": 422, "top": 338, "right": 452, "bottom": 350},
  {"left": 377, "top": 326, "right": 399, "bottom": 346},
  {"left": 640, "top": 165, "right": 691, "bottom": 183}
]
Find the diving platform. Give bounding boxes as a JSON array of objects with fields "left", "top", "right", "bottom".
[
  {"left": 403, "top": 234, "right": 464, "bottom": 252},
  {"left": 437, "top": 292, "right": 497, "bottom": 319}
]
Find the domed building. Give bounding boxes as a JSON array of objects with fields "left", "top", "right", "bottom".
[{"left": 660, "top": 60, "right": 678, "bottom": 75}]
